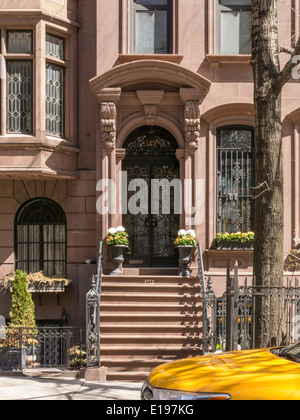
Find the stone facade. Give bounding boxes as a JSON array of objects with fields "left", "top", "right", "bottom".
[{"left": 0, "top": 0, "right": 299, "bottom": 323}]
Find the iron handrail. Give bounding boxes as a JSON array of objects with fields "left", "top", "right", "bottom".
[{"left": 95, "top": 241, "right": 103, "bottom": 296}]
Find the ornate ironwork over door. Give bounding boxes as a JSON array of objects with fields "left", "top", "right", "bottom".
[{"left": 123, "top": 127, "right": 180, "bottom": 267}]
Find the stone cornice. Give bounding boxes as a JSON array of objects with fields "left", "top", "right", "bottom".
[{"left": 0, "top": 9, "right": 80, "bottom": 29}]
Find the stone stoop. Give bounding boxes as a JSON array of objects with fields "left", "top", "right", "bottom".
[{"left": 99, "top": 275, "right": 203, "bottom": 382}]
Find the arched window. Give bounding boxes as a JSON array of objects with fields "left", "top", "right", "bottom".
[
  {"left": 15, "top": 198, "right": 67, "bottom": 277},
  {"left": 217, "top": 126, "right": 254, "bottom": 234}
]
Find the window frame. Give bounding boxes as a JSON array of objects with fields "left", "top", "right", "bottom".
[
  {"left": 14, "top": 197, "right": 67, "bottom": 278},
  {"left": 216, "top": 125, "right": 255, "bottom": 234},
  {"left": 2, "top": 29, "right": 35, "bottom": 136},
  {"left": 45, "top": 32, "right": 66, "bottom": 139},
  {"left": 131, "top": 0, "right": 173, "bottom": 54},
  {"left": 216, "top": 0, "right": 252, "bottom": 55}
]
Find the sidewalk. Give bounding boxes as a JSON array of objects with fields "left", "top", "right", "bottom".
[{"left": 0, "top": 370, "right": 142, "bottom": 400}]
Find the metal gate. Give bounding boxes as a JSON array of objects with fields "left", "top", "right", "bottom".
[
  {"left": 201, "top": 259, "right": 300, "bottom": 354},
  {"left": 0, "top": 327, "right": 84, "bottom": 371}
]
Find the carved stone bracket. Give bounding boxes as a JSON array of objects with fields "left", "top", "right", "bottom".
[
  {"left": 179, "top": 88, "right": 202, "bottom": 154},
  {"left": 100, "top": 102, "right": 117, "bottom": 152},
  {"left": 98, "top": 88, "right": 121, "bottom": 153},
  {"left": 184, "top": 100, "right": 201, "bottom": 153},
  {"left": 137, "top": 90, "right": 164, "bottom": 126}
]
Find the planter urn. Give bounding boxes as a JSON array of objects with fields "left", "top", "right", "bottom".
[
  {"left": 110, "top": 245, "right": 128, "bottom": 276},
  {"left": 177, "top": 246, "right": 194, "bottom": 277}
]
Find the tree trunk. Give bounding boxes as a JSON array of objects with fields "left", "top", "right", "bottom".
[{"left": 251, "top": 0, "right": 284, "bottom": 348}]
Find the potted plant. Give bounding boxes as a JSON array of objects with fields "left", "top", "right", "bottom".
[
  {"left": 216, "top": 231, "right": 254, "bottom": 250},
  {"left": 106, "top": 226, "right": 130, "bottom": 275},
  {"left": 174, "top": 230, "right": 197, "bottom": 277}
]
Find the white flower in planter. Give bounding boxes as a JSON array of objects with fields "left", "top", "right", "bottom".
[
  {"left": 294, "top": 237, "right": 300, "bottom": 246},
  {"left": 108, "top": 228, "right": 117, "bottom": 234},
  {"left": 187, "top": 230, "right": 196, "bottom": 238},
  {"left": 117, "top": 226, "right": 126, "bottom": 232},
  {"left": 178, "top": 229, "right": 187, "bottom": 236}
]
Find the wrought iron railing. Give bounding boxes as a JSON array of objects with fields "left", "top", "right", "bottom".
[
  {"left": 197, "top": 242, "right": 217, "bottom": 355},
  {"left": 204, "top": 261, "right": 300, "bottom": 353},
  {"left": 221, "top": 277, "right": 300, "bottom": 351},
  {"left": 86, "top": 241, "right": 103, "bottom": 368},
  {"left": 0, "top": 326, "right": 84, "bottom": 371}
]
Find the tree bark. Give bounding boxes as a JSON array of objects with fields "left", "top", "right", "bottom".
[{"left": 251, "top": 0, "right": 284, "bottom": 347}]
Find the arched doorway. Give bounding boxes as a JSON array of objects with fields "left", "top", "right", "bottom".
[{"left": 122, "top": 126, "right": 180, "bottom": 267}]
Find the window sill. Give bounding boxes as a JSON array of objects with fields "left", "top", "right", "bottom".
[
  {"left": 206, "top": 54, "right": 251, "bottom": 68},
  {"left": 118, "top": 54, "right": 184, "bottom": 64}
]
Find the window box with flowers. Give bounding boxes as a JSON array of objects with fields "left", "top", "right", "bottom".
[
  {"left": 216, "top": 232, "right": 254, "bottom": 250},
  {"left": 2, "top": 271, "right": 71, "bottom": 293},
  {"left": 106, "top": 227, "right": 130, "bottom": 275},
  {"left": 174, "top": 230, "right": 197, "bottom": 277}
]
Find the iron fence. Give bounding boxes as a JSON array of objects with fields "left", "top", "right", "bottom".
[
  {"left": 202, "top": 261, "right": 300, "bottom": 354},
  {"left": 0, "top": 327, "right": 85, "bottom": 371}
]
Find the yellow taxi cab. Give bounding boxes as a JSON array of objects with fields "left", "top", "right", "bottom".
[{"left": 141, "top": 342, "right": 300, "bottom": 400}]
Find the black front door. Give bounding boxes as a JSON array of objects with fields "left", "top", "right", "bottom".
[{"left": 122, "top": 127, "right": 180, "bottom": 267}]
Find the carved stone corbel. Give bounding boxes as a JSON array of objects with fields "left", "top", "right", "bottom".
[
  {"left": 100, "top": 101, "right": 117, "bottom": 152},
  {"left": 184, "top": 100, "right": 201, "bottom": 153},
  {"left": 144, "top": 104, "right": 158, "bottom": 126},
  {"left": 137, "top": 90, "right": 164, "bottom": 126},
  {"left": 98, "top": 88, "right": 121, "bottom": 153}
]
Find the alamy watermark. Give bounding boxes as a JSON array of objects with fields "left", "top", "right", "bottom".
[{"left": 96, "top": 171, "right": 204, "bottom": 225}]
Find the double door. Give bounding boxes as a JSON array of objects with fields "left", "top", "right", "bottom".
[{"left": 123, "top": 158, "right": 180, "bottom": 267}]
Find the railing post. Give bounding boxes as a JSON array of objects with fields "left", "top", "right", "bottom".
[
  {"left": 226, "top": 266, "right": 233, "bottom": 352},
  {"left": 232, "top": 261, "right": 239, "bottom": 351},
  {"left": 226, "top": 262, "right": 240, "bottom": 352}
]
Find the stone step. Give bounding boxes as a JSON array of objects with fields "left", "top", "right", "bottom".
[
  {"left": 101, "top": 293, "right": 200, "bottom": 304},
  {"left": 101, "top": 324, "right": 202, "bottom": 333},
  {"left": 100, "top": 303, "right": 201, "bottom": 312},
  {"left": 99, "top": 274, "right": 202, "bottom": 381},
  {"left": 101, "top": 333, "right": 201, "bottom": 344}
]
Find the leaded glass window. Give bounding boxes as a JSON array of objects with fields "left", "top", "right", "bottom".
[
  {"left": 46, "top": 63, "right": 64, "bottom": 137},
  {"left": 7, "top": 31, "right": 33, "bottom": 54},
  {"left": 46, "top": 34, "right": 64, "bottom": 60},
  {"left": 132, "top": 0, "right": 172, "bottom": 54},
  {"left": 15, "top": 198, "right": 67, "bottom": 277},
  {"left": 217, "top": 0, "right": 252, "bottom": 54},
  {"left": 7, "top": 61, "right": 33, "bottom": 134},
  {"left": 217, "top": 127, "right": 254, "bottom": 233}
]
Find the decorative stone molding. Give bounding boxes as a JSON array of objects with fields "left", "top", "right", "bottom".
[
  {"left": 184, "top": 100, "right": 201, "bottom": 153},
  {"left": 137, "top": 91, "right": 164, "bottom": 126},
  {"left": 143, "top": 104, "right": 158, "bottom": 126},
  {"left": 98, "top": 88, "right": 121, "bottom": 153},
  {"left": 100, "top": 101, "right": 117, "bottom": 152}
]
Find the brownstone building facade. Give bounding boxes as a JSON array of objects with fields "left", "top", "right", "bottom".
[{"left": 0, "top": 0, "right": 299, "bottom": 334}]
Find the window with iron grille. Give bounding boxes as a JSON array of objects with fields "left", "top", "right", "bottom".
[
  {"left": 132, "top": 0, "right": 172, "bottom": 54},
  {"left": 217, "top": 127, "right": 254, "bottom": 234},
  {"left": 216, "top": 0, "right": 252, "bottom": 54},
  {"left": 15, "top": 198, "right": 67, "bottom": 277}
]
